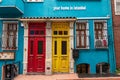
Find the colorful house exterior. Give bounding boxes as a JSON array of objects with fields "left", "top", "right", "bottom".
[
  {"left": 111, "top": 0, "right": 120, "bottom": 69},
  {"left": 0, "top": 0, "right": 116, "bottom": 79}
]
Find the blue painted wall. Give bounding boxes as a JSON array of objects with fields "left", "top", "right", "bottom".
[
  {"left": 0, "top": 0, "right": 116, "bottom": 78},
  {"left": 0, "top": 20, "right": 24, "bottom": 79},
  {"left": 23, "top": 0, "right": 115, "bottom": 73},
  {"left": 0, "top": 0, "right": 24, "bottom": 12},
  {"left": 74, "top": 19, "right": 116, "bottom": 73},
  {"left": 0, "top": 0, "right": 24, "bottom": 17},
  {"left": 23, "top": 0, "right": 109, "bottom": 17}
]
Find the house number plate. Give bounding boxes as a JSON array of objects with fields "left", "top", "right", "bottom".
[{"left": 0, "top": 52, "right": 15, "bottom": 60}]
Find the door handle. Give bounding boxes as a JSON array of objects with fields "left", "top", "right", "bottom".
[{"left": 38, "top": 57, "right": 42, "bottom": 58}]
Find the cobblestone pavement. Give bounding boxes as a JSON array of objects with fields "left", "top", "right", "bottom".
[{"left": 14, "top": 73, "right": 120, "bottom": 80}]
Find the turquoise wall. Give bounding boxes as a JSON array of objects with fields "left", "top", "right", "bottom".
[
  {"left": 23, "top": 0, "right": 115, "bottom": 73},
  {"left": 0, "top": 0, "right": 24, "bottom": 12},
  {"left": 0, "top": 0, "right": 116, "bottom": 79},
  {"left": 0, "top": 0, "right": 24, "bottom": 17},
  {"left": 73, "top": 18, "right": 116, "bottom": 73},
  {"left": 24, "top": 0, "right": 109, "bottom": 17},
  {"left": 0, "top": 20, "right": 24, "bottom": 79}
]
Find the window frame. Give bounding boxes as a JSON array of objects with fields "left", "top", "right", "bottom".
[
  {"left": 76, "top": 21, "right": 89, "bottom": 49},
  {"left": 114, "top": 0, "right": 120, "bottom": 15},
  {"left": 2, "top": 21, "right": 18, "bottom": 50},
  {"left": 27, "top": 0, "right": 44, "bottom": 2},
  {"left": 94, "top": 20, "right": 108, "bottom": 49}
]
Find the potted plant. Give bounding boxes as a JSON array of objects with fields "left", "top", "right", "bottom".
[{"left": 116, "top": 68, "right": 120, "bottom": 75}]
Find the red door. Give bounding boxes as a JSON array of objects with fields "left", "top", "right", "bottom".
[{"left": 27, "top": 23, "right": 46, "bottom": 73}]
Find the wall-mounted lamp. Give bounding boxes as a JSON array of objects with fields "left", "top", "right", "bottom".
[
  {"left": 21, "top": 22, "right": 24, "bottom": 27},
  {"left": 0, "top": 0, "right": 2, "bottom": 2}
]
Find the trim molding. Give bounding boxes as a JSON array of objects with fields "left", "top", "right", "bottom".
[{"left": 77, "top": 17, "right": 110, "bottom": 20}]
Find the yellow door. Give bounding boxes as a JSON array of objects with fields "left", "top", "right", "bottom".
[
  {"left": 52, "top": 22, "right": 70, "bottom": 73},
  {"left": 52, "top": 37, "right": 69, "bottom": 72}
]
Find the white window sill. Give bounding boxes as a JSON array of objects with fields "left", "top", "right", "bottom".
[
  {"left": 27, "top": 1, "right": 43, "bottom": 3},
  {"left": 76, "top": 47, "right": 90, "bottom": 50},
  {"left": 27, "top": 1, "right": 44, "bottom": 3},
  {"left": 115, "top": 12, "right": 120, "bottom": 15},
  {"left": 27, "top": 0, "right": 44, "bottom": 2},
  {"left": 95, "top": 47, "right": 108, "bottom": 49}
]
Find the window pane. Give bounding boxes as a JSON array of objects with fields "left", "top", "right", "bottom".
[
  {"left": 59, "top": 31, "right": 62, "bottom": 35},
  {"left": 81, "top": 35, "right": 85, "bottom": 46},
  {"left": 76, "top": 24, "right": 79, "bottom": 29},
  {"left": 95, "top": 22, "right": 103, "bottom": 39},
  {"left": 54, "top": 31, "right": 57, "bottom": 35},
  {"left": 13, "top": 24, "right": 17, "bottom": 30},
  {"left": 76, "top": 22, "right": 87, "bottom": 48},
  {"left": 116, "top": 2, "right": 120, "bottom": 12},
  {"left": 40, "top": 30, "right": 44, "bottom": 35},
  {"left": 77, "top": 36, "right": 79, "bottom": 47},
  {"left": 62, "top": 41, "right": 67, "bottom": 55},
  {"left": 4, "top": 23, "right": 17, "bottom": 49},
  {"left": 76, "top": 31, "right": 78, "bottom": 35},
  {"left": 54, "top": 41, "right": 57, "bottom": 55},
  {"left": 80, "top": 31, "right": 85, "bottom": 47},
  {"left": 30, "top": 30, "right": 34, "bottom": 35},
  {"left": 9, "top": 32, "right": 14, "bottom": 48},
  {"left": 35, "top": 30, "right": 39, "bottom": 35},
  {"left": 64, "top": 31, "right": 68, "bottom": 35},
  {"left": 38, "top": 41, "right": 43, "bottom": 54},
  {"left": 30, "top": 41, "right": 33, "bottom": 54}
]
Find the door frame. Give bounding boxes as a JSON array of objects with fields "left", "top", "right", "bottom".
[
  {"left": 27, "top": 22, "right": 46, "bottom": 73},
  {"left": 23, "top": 21, "right": 74, "bottom": 74},
  {"left": 52, "top": 37, "right": 70, "bottom": 73},
  {"left": 52, "top": 22, "right": 70, "bottom": 73}
]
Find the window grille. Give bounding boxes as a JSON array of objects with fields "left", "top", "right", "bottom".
[
  {"left": 2, "top": 23, "right": 18, "bottom": 50},
  {"left": 27, "top": 0, "right": 44, "bottom": 2},
  {"left": 94, "top": 21, "right": 108, "bottom": 48},
  {"left": 115, "top": 0, "right": 120, "bottom": 15},
  {"left": 76, "top": 22, "right": 89, "bottom": 49}
]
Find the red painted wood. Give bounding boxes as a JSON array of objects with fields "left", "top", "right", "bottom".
[{"left": 27, "top": 22, "right": 46, "bottom": 73}]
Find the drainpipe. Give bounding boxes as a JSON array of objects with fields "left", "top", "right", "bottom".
[{"left": 100, "top": 64, "right": 102, "bottom": 74}]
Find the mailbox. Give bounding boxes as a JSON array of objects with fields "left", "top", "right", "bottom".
[
  {"left": 4, "top": 64, "right": 18, "bottom": 80},
  {"left": 5, "top": 64, "right": 12, "bottom": 79},
  {"left": 72, "top": 49, "right": 79, "bottom": 59}
]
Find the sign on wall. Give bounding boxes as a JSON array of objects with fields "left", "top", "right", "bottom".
[
  {"left": 53, "top": 6, "right": 86, "bottom": 11},
  {"left": 0, "top": 52, "right": 15, "bottom": 60}
]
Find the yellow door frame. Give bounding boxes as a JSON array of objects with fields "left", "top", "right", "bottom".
[{"left": 52, "top": 22, "right": 70, "bottom": 73}]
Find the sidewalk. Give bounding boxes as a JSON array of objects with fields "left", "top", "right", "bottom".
[
  {"left": 14, "top": 73, "right": 120, "bottom": 80},
  {"left": 14, "top": 73, "right": 79, "bottom": 80}
]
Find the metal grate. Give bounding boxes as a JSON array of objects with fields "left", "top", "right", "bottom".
[{"left": 2, "top": 23, "right": 17, "bottom": 50}]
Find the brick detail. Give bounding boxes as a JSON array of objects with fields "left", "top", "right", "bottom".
[{"left": 112, "top": 0, "right": 120, "bottom": 68}]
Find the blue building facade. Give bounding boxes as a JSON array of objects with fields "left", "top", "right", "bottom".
[{"left": 0, "top": 0, "right": 116, "bottom": 79}]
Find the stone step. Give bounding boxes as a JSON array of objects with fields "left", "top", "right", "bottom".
[{"left": 14, "top": 73, "right": 120, "bottom": 80}]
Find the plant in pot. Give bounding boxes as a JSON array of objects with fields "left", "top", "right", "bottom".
[{"left": 116, "top": 68, "right": 120, "bottom": 75}]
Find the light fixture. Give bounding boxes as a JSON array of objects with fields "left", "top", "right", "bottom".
[{"left": 21, "top": 22, "right": 24, "bottom": 27}]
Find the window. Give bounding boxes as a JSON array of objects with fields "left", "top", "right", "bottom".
[
  {"left": 30, "top": 41, "right": 33, "bottom": 54},
  {"left": 38, "top": 41, "right": 43, "bottom": 54},
  {"left": 62, "top": 41, "right": 67, "bottom": 55},
  {"left": 2, "top": 23, "right": 18, "bottom": 50},
  {"left": 96, "top": 63, "right": 109, "bottom": 74},
  {"left": 77, "top": 64, "right": 89, "bottom": 74},
  {"left": 115, "top": 0, "right": 120, "bottom": 15},
  {"left": 54, "top": 41, "right": 57, "bottom": 55},
  {"left": 53, "top": 31, "right": 68, "bottom": 36},
  {"left": 27, "top": 0, "right": 44, "bottom": 2},
  {"left": 94, "top": 21, "right": 108, "bottom": 48},
  {"left": 76, "top": 22, "right": 89, "bottom": 49}
]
